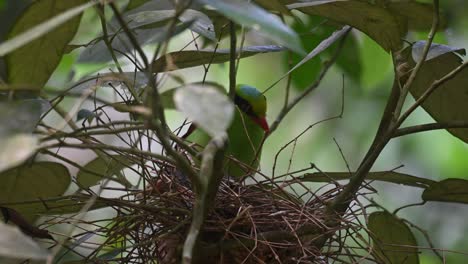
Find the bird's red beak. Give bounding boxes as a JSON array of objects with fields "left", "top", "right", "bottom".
[{"left": 253, "top": 116, "right": 269, "bottom": 134}]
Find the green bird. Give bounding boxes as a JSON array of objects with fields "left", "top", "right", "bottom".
[{"left": 184, "top": 84, "right": 269, "bottom": 179}]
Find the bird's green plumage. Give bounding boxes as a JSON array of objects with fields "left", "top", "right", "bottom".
[{"left": 185, "top": 85, "right": 267, "bottom": 178}]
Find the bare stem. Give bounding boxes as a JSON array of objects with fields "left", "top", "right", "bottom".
[{"left": 229, "top": 21, "right": 237, "bottom": 99}]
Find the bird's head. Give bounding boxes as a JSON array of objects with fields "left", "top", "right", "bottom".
[{"left": 234, "top": 84, "right": 269, "bottom": 133}]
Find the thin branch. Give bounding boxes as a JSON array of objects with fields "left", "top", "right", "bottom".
[
  {"left": 228, "top": 21, "right": 237, "bottom": 99},
  {"left": 268, "top": 32, "right": 348, "bottom": 135},
  {"left": 393, "top": 0, "right": 440, "bottom": 119},
  {"left": 109, "top": 2, "right": 198, "bottom": 187},
  {"left": 397, "top": 60, "right": 468, "bottom": 127},
  {"left": 41, "top": 142, "right": 175, "bottom": 164},
  {"left": 393, "top": 121, "right": 468, "bottom": 138},
  {"left": 330, "top": 0, "right": 441, "bottom": 214},
  {"left": 182, "top": 137, "right": 226, "bottom": 264}
]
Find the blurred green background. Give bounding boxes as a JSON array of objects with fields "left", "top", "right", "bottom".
[{"left": 2, "top": 0, "right": 468, "bottom": 262}]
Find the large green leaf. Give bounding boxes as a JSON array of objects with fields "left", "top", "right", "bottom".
[
  {"left": 152, "top": 45, "right": 284, "bottom": 72},
  {"left": 0, "top": 0, "right": 31, "bottom": 81},
  {"left": 281, "top": 25, "right": 350, "bottom": 90},
  {"left": 77, "top": 155, "right": 135, "bottom": 189},
  {"left": 301, "top": 171, "right": 435, "bottom": 189},
  {"left": 406, "top": 42, "right": 468, "bottom": 143},
  {"left": 4, "top": 0, "right": 91, "bottom": 88},
  {"left": 196, "top": 0, "right": 304, "bottom": 54},
  {"left": 0, "top": 162, "right": 71, "bottom": 219},
  {"left": 0, "top": 223, "right": 49, "bottom": 260},
  {"left": 368, "top": 211, "right": 419, "bottom": 264},
  {"left": 286, "top": 17, "right": 361, "bottom": 90},
  {"left": 387, "top": 1, "right": 447, "bottom": 31},
  {"left": 286, "top": 16, "right": 332, "bottom": 91},
  {"left": 335, "top": 31, "right": 361, "bottom": 83},
  {"left": 422, "top": 179, "right": 468, "bottom": 204},
  {"left": 289, "top": 1, "right": 406, "bottom": 51}
]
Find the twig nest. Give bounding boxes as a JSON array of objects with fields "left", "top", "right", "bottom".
[{"left": 107, "top": 168, "right": 356, "bottom": 263}]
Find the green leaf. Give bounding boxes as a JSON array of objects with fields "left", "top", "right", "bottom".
[
  {"left": 0, "top": 162, "right": 71, "bottom": 220},
  {"left": 0, "top": 223, "right": 49, "bottom": 260},
  {"left": 368, "top": 211, "right": 419, "bottom": 264},
  {"left": 300, "top": 171, "right": 435, "bottom": 189},
  {"left": 152, "top": 45, "right": 284, "bottom": 72},
  {"left": 387, "top": 1, "right": 447, "bottom": 31},
  {"left": 77, "top": 155, "right": 135, "bottom": 189},
  {"left": 335, "top": 32, "right": 362, "bottom": 83},
  {"left": 174, "top": 84, "right": 234, "bottom": 138},
  {"left": 281, "top": 25, "right": 350, "bottom": 90},
  {"left": 196, "top": 0, "right": 304, "bottom": 54},
  {"left": 289, "top": 1, "right": 406, "bottom": 51},
  {"left": 406, "top": 42, "right": 468, "bottom": 143},
  {"left": 286, "top": 16, "right": 332, "bottom": 91},
  {"left": 4, "top": 0, "right": 94, "bottom": 89},
  {"left": 422, "top": 179, "right": 468, "bottom": 204}
]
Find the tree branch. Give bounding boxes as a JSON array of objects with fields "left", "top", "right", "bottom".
[
  {"left": 182, "top": 137, "right": 226, "bottom": 264},
  {"left": 393, "top": 121, "right": 468, "bottom": 138},
  {"left": 229, "top": 21, "right": 237, "bottom": 99}
]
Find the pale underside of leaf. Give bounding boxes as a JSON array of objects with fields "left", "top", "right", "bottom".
[
  {"left": 197, "top": 0, "right": 304, "bottom": 54},
  {"left": 0, "top": 134, "right": 37, "bottom": 173},
  {"left": 174, "top": 84, "right": 234, "bottom": 138},
  {"left": 0, "top": 223, "right": 49, "bottom": 260}
]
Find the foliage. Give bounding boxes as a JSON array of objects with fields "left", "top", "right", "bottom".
[{"left": 0, "top": 0, "right": 467, "bottom": 263}]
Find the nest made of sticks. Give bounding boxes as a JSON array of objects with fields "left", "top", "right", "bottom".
[{"left": 97, "top": 165, "right": 368, "bottom": 264}]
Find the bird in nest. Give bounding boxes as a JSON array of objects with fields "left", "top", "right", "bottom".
[{"left": 182, "top": 84, "right": 269, "bottom": 180}]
